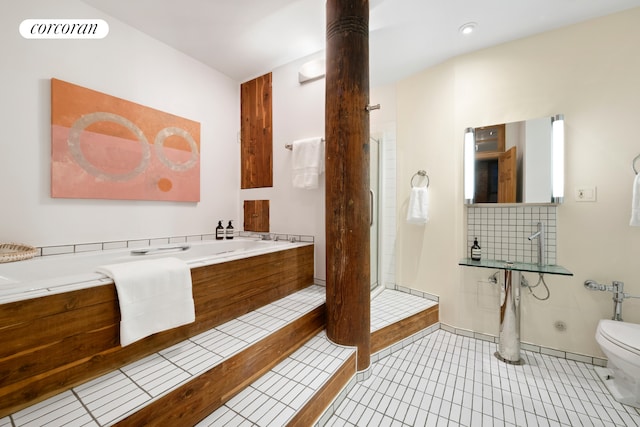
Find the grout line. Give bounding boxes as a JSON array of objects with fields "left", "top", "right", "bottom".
[
  {"left": 70, "top": 389, "right": 99, "bottom": 427},
  {"left": 439, "top": 322, "right": 607, "bottom": 366}
]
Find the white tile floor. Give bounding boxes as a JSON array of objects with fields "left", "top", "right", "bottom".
[{"left": 326, "top": 329, "right": 640, "bottom": 427}]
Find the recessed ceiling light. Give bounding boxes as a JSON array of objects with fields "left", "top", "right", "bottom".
[{"left": 459, "top": 22, "right": 477, "bottom": 35}]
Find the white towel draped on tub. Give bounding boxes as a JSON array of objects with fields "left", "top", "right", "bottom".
[
  {"left": 292, "top": 137, "right": 324, "bottom": 189},
  {"left": 631, "top": 174, "right": 640, "bottom": 226},
  {"left": 97, "top": 257, "right": 195, "bottom": 346},
  {"left": 406, "top": 187, "right": 430, "bottom": 225}
]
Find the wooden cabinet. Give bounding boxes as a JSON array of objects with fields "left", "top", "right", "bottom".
[
  {"left": 240, "top": 73, "right": 272, "bottom": 189},
  {"left": 244, "top": 200, "right": 270, "bottom": 232},
  {"left": 474, "top": 124, "right": 505, "bottom": 160}
]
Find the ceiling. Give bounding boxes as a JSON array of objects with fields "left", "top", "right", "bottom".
[{"left": 82, "top": 0, "right": 640, "bottom": 85}]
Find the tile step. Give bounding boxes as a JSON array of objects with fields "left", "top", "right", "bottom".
[{"left": 4, "top": 287, "right": 439, "bottom": 427}]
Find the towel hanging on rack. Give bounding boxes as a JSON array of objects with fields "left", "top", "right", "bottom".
[
  {"left": 630, "top": 154, "right": 640, "bottom": 226},
  {"left": 630, "top": 173, "right": 640, "bottom": 226},
  {"left": 291, "top": 137, "right": 325, "bottom": 189},
  {"left": 407, "top": 169, "right": 430, "bottom": 225},
  {"left": 285, "top": 137, "right": 325, "bottom": 150},
  {"left": 407, "top": 187, "right": 429, "bottom": 225}
]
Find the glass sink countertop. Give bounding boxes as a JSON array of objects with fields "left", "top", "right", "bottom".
[{"left": 458, "top": 258, "right": 573, "bottom": 276}]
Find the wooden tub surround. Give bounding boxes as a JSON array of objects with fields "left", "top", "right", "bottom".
[{"left": 0, "top": 244, "right": 314, "bottom": 418}]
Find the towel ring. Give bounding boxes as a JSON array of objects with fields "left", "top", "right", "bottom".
[
  {"left": 410, "top": 170, "right": 429, "bottom": 188},
  {"left": 633, "top": 154, "right": 640, "bottom": 175}
]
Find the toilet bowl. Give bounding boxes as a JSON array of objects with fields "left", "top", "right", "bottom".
[{"left": 595, "top": 319, "right": 640, "bottom": 408}]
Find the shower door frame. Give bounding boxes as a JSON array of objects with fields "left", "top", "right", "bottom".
[{"left": 370, "top": 135, "right": 382, "bottom": 292}]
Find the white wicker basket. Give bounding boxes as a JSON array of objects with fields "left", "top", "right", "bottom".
[{"left": 0, "top": 243, "right": 38, "bottom": 263}]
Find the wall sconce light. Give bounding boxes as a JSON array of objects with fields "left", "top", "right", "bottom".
[
  {"left": 298, "top": 58, "right": 326, "bottom": 84},
  {"left": 464, "top": 127, "right": 475, "bottom": 204},
  {"left": 551, "top": 114, "right": 564, "bottom": 203}
]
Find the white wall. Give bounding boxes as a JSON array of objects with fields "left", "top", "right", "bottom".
[
  {"left": 0, "top": 0, "right": 239, "bottom": 246},
  {"left": 240, "top": 52, "right": 327, "bottom": 279},
  {"left": 396, "top": 8, "right": 640, "bottom": 357}
]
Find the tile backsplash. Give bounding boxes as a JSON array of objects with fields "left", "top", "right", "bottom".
[{"left": 466, "top": 205, "right": 557, "bottom": 265}]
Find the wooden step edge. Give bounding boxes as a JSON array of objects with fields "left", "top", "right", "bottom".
[
  {"left": 286, "top": 351, "right": 357, "bottom": 427},
  {"left": 113, "top": 304, "right": 326, "bottom": 427},
  {"left": 371, "top": 304, "right": 439, "bottom": 354}
]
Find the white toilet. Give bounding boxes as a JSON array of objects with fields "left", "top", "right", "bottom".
[{"left": 595, "top": 319, "right": 640, "bottom": 408}]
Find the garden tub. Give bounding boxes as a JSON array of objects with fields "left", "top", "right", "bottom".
[{"left": 0, "top": 237, "right": 311, "bottom": 302}]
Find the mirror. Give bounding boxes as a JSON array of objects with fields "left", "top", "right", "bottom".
[{"left": 463, "top": 115, "right": 564, "bottom": 204}]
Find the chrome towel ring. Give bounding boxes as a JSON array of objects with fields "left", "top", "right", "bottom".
[
  {"left": 410, "top": 170, "right": 429, "bottom": 188},
  {"left": 633, "top": 154, "right": 640, "bottom": 175}
]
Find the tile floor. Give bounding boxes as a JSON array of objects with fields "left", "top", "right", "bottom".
[
  {"left": 197, "top": 331, "right": 355, "bottom": 426},
  {"left": 326, "top": 329, "right": 640, "bottom": 427},
  {"left": 198, "top": 288, "right": 438, "bottom": 427},
  {"left": 5, "top": 287, "right": 638, "bottom": 427}
]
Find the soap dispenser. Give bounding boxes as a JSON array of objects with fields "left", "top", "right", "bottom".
[
  {"left": 226, "top": 220, "right": 234, "bottom": 240},
  {"left": 471, "top": 237, "right": 481, "bottom": 261},
  {"left": 216, "top": 221, "right": 224, "bottom": 240}
]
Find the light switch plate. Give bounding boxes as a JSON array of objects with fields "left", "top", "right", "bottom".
[{"left": 575, "top": 186, "right": 597, "bottom": 202}]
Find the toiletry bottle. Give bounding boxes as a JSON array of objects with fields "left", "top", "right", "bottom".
[
  {"left": 471, "top": 237, "right": 481, "bottom": 261},
  {"left": 226, "top": 220, "right": 234, "bottom": 240},
  {"left": 216, "top": 221, "right": 224, "bottom": 240}
]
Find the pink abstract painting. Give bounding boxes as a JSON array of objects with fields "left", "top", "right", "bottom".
[{"left": 51, "top": 78, "right": 200, "bottom": 202}]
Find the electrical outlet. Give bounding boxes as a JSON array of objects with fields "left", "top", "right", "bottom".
[{"left": 575, "top": 186, "right": 597, "bottom": 202}]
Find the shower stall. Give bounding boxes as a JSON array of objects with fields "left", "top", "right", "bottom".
[{"left": 370, "top": 131, "right": 397, "bottom": 294}]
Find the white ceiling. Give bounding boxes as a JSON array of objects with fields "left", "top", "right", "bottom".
[{"left": 82, "top": 0, "right": 640, "bottom": 85}]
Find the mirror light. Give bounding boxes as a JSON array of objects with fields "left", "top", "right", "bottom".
[
  {"left": 551, "top": 114, "right": 564, "bottom": 203},
  {"left": 298, "top": 58, "right": 326, "bottom": 84},
  {"left": 464, "top": 127, "right": 475, "bottom": 204}
]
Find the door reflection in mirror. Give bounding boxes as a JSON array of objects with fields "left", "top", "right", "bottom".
[{"left": 464, "top": 116, "right": 561, "bottom": 204}]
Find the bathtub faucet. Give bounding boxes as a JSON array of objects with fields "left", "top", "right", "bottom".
[
  {"left": 250, "top": 233, "right": 283, "bottom": 241},
  {"left": 255, "top": 233, "right": 275, "bottom": 241}
]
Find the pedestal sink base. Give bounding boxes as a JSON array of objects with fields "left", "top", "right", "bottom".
[
  {"left": 458, "top": 258, "right": 573, "bottom": 367},
  {"left": 497, "top": 270, "right": 522, "bottom": 365},
  {"left": 494, "top": 351, "right": 524, "bottom": 365}
]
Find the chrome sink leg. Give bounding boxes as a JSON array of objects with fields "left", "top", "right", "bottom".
[{"left": 495, "top": 270, "right": 524, "bottom": 365}]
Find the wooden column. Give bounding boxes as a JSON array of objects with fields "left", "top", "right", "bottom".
[{"left": 325, "top": 0, "right": 371, "bottom": 371}]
